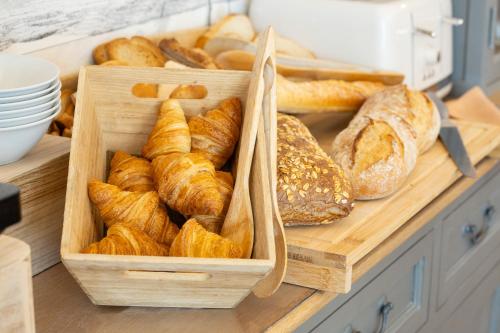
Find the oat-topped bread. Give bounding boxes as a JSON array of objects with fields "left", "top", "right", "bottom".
[
  {"left": 277, "top": 113, "right": 354, "bottom": 226},
  {"left": 332, "top": 85, "right": 439, "bottom": 200}
]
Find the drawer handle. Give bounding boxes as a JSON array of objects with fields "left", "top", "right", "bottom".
[
  {"left": 349, "top": 302, "right": 394, "bottom": 333},
  {"left": 463, "top": 205, "right": 495, "bottom": 246}
]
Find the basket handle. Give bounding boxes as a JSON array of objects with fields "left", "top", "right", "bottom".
[{"left": 124, "top": 270, "right": 211, "bottom": 282}]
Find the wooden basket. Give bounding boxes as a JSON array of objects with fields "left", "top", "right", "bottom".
[{"left": 60, "top": 38, "right": 276, "bottom": 308}]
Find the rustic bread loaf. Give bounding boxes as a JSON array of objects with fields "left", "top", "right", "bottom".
[
  {"left": 277, "top": 113, "right": 354, "bottom": 226},
  {"left": 276, "top": 75, "right": 386, "bottom": 114},
  {"left": 331, "top": 85, "right": 439, "bottom": 200}
]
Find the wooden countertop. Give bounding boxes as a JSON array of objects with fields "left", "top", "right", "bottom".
[{"left": 32, "top": 158, "right": 498, "bottom": 333}]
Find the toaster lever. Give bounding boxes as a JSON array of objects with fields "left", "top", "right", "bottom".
[
  {"left": 415, "top": 27, "right": 437, "bottom": 38},
  {"left": 442, "top": 16, "right": 464, "bottom": 26}
]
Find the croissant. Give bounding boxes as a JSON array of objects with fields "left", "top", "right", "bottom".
[
  {"left": 193, "top": 171, "right": 234, "bottom": 233},
  {"left": 169, "top": 218, "right": 242, "bottom": 258},
  {"left": 107, "top": 151, "right": 155, "bottom": 192},
  {"left": 81, "top": 224, "right": 169, "bottom": 256},
  {"left": 142, "top": 99, "right": 191, "bottom": 160},
  {"left": 188, "top": 97, "right": 242, "bottom": 169},
  {"left": 151, "top": 153, "right": 224, "bottom": 216},
  {"left": 88, "top": 180, "right": 179, "bottom": 246}
]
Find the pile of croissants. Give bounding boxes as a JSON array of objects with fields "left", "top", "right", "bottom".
[{"left": 82, "top": 97, "right": 244, "bottom": 259}]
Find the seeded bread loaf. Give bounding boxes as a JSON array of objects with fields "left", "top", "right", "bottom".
[
  {"left": 332, "top": 85, "right": 439, "bottom": 200},
  {"left": 277, "top": 113, "right": 354, "bottom": 226}
]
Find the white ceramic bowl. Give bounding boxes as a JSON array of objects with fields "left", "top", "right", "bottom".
[
  {"left": 0, "top": 54, "right": 60, "bottom": 97},
  {"left": 0, "top": 80, "right": 61, "bottom": 104},
  {"left": 0, "top": 103, "right": 60, "bottom": 128},
  {"left": 0, "top": 109, "right": 61, "bottom": 165},
  {"left": 0, "top": 98, "right": 59, "bottom": 120},
  {"left": 0, "top": 89, "right": 60, "bottom": 111}
]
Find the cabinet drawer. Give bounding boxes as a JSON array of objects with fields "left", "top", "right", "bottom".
[
  {"left": 313, "top": 233, "right": 432, "bottom": 333},
  {"left": 438, "top": 171, "right": 500, "bottom": 308}
]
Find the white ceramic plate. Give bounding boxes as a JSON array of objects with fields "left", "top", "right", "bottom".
[
  {"left": 0, "top": 102, "right": 60, "bottom": 128},
  {"left": 0, "top": 108, "right": 60, "bottom": 165},
  {"left": 0, "top": 80, "right": 61, "bottom": 104},
  {"left": 0, "top": 54, "right": 60, "bottom": 97},
  {"left": 0, "top": 89, "right": 60, "bottom": 111},
  {"left": 0, "top": 98, "right": 59, "bottom": 119}
]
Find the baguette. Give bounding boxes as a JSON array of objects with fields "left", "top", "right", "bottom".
[
  {"left": 277, "top": 114, "right": 354, "bottom": 226},
  {"left": 277, "top": 75, "right": 386, "bottom": 114},
  {"left": 331, "top": 85, "right": 439, "bottom": 200}
]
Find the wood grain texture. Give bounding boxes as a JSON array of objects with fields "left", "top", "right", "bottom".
[
  {"left": 61, "top": 59, "right": 274, "bottom": 307},
  {"left": 0, "top": 236, "right": 35, "bottom": 333},
  {"left": 284, "top": 119, "right": 500, "bottom": 292},
  {"left": 31, "top": 160, "right": 499, "bottom": 332},
  {"left": 0, "top": 0, "right": 239, "bottom": 51},
  {"left": 1, "top": 135, "right": 70, "bottom": 275}
]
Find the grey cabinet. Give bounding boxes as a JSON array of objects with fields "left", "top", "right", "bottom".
[
  {"left": 312, "top": 233, "right": 432, "bottom": 333},
  {"left": 438, "top": 263, "right": 500, "bottom": 333},
  {"left": 437, "top": 172, "right": 500, "bottom": 307}
]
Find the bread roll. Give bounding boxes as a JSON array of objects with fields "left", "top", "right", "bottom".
[
  {"left": 277, "top": 114, "right": 354, "bottom": 226},
  {"left": 332, "top": 85, "right": 439, "bottom": 200}
]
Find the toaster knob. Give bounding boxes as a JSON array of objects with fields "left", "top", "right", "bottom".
[{"left": 424, "top": 48, "right": 440, "bottom": 64}]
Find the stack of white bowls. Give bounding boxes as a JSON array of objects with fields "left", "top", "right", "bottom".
[{"left": 0, "top": 54, "right": 61, "bottom": 165}]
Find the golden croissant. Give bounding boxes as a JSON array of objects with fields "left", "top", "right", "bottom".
[
  {"left": 193, "top": 171, "right": 234, "bottom": 233},
  {"left": 88, "top": 180, "right": 179, "bottom": 246},
  {"left": 188, "top": 97, "right": 242, "bottom": 169},
  {"left": 142, "top": 99, "right": 191, "bottom": 160},
  {"left": 81, "top": 224, "right": 169, "bottom": 256},
  {"left": 107, "top": 150, "right": 155, "bottom": 192},
  {"left": 151, "top": 152, "right": 224, "bottom": 216},
  {"left": 169, "top": 218, "right": 242, "bottom": 258}
]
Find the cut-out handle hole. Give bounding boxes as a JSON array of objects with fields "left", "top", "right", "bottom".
[{"left": 132, "top": 83, "right": 208, "bottom": 99}]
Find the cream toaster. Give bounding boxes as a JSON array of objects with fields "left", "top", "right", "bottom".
[{"left": 249, "top": 0, "right": 463, "bottom": 95}]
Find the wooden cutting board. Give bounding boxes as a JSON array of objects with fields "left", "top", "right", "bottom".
[{"left": 284, "top": 117, "right": 500, "bottom": 292}]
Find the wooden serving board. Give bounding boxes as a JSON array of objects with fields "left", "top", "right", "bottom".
[
  {"left": 1, "top": 135, "right": 70, "bottom": 275},
  {"left": 284, "top": 117, "right": 500, "bottom": 292}
]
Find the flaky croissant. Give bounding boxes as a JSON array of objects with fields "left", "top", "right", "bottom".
[
  {"left": 88, "top": 180, "right": 179, "bottom": 246},
  {"left": 193, "top": 171, "right": 234, "bottom": 233},
  {"left": 188, "top": 97, "right": 242, "bottom": 169},
  {"left": 169, "top": 218, "right": 242, "bottom": 258},
  {"left": 107, "top": 151, "right": 155, "bottom": 192},
  {"left": 151, "top": 153, "right": 223, "bottom": 216},
  {"left": 81, "top": 224, "right": 169, "bottom": 256},
  {"left": 142, "top": 99, "right": 191, "bottom": 160}
]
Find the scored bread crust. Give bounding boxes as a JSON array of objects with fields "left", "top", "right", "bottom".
[
  {"left": 276, "top": 75, "right": 386, "bottom": 113},
  {"left": 277, "top": 114, "right": 354, "bottom": 226},
  {"left": 331, "top": 84, "right": 438, "bottom": 200}
]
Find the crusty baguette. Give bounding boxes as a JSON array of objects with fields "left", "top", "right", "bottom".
[
  {"left": 195, "top": 14, "right": 255, "bottom": 48},
  {"left": 331, "top": 85, "right": 439, "bottom": 200},
  {"left": 277, "top": 114, "right": 354, "bottom": 226},
  {"left": 159, "top": 38, "right": 218, "bottom": 69},
  {"left": 277, "top": 74, "right": 386, "bottom": 113}
]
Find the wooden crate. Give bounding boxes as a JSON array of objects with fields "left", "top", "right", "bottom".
[
  {"left": 60, "top": 44, "right": 277, "bottom": 307},
  {"left": 1, "top": 135, "right": 70, "bottom": 275},
  {"left": 284, "top": 114, "right": 500, "bottom": 293}
]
